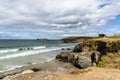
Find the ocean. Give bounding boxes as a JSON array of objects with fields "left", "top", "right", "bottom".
[{"left": 0, "top": 39, "right": 76, "bottom": 72}]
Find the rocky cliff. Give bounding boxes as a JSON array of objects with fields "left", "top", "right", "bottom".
[{"left": 56, "top": 40, "right": 120, "bottom": 69}]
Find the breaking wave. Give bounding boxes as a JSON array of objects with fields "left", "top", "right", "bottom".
[{"left": 0, "top": 46, "right": 46, "bottom": 53}]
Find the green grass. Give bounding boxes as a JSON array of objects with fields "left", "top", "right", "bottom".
[
  {"left": 97, "top": 53, "right": 120, "bottom": 69},
  {"left": 97, "top": 53, "right": 115, "bottom": 67},
  {"left": 97, "top": 61, "right": 105, "bottom": 67}
]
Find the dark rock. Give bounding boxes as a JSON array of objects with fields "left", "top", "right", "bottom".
[
  {"left": 56, "top": 52, "right": 70, "bottom": 62},
  {"left": 82, "top": 41, "right": 107, "bottom": 59},
  {"left": 61, "top": 48, "right": 65, "bottom": 50},
  {"left": 73, "top": 44, "right": 83, "bottom": 53},
  {"left": 107, "top": 41, "right": 120, "bottom": 53},
  {"left": 85, "top": 40, "right": 120, "bottom": 54},
  {"left": 31, "top": 68, "right": 41, "bottom": 72},
  {"left": 95, "top": 41, "right": 107, "bottom": 55},
  {"left": 56, "top": 51, "right": 100, "bottom": 69},
  {"left": 0, "top": 73, "right": 5, "bottom": 79},
  {"left": 67, "top": 48, "right": 71, "bottom": 50},
  {"left": 90, "top": 52, "right": 100, "bottom": 66}
]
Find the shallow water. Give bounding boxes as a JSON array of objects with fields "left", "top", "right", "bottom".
[{"left": 0, "top": 39, "right": 76, "bottom": 72}]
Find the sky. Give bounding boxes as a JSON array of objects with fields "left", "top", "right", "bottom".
[{"left": 0, "top": 0, "right": 120, "bottom": 39}]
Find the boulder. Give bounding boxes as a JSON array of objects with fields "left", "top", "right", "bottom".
[
  {"left": 67, "top": 48, "right": 71, "bottom": 50},
  {"left": 74, "top": 56, "right": 91, "bottom": 68},
  {"left": 73, "top": 44, "right": 83, "bottom": 53},
  {"left": 56, "top": 52, "right": 70, "bottom": 62},
  {"left": 61, "top": 48, "right": 65, "bottom": 50},
  {"left": 31, "top": 68, "right": 41, "bottom": 72},
  {"left": 0, "top": 73, "right": 5, "bottom": 79},
  {"left": 21, "top": 70, "right": 35, "bottom": 74},
  {"left": 56, "top": 51, "right": 100, "bottom": 69}
]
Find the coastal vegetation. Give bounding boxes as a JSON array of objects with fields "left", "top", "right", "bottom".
[
  {"left": 61, "top": 35, "right": 120, "bottom": 43},
  {"left": 61, "top": 36, "right": 93, "bottom": 43},
  {"left": 97, "top": 53, "right": 120, "bottom": 69},
  {"left": 59, "top": 36, "right": 120, "bottom": 69}
]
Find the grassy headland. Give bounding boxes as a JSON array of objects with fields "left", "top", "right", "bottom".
[
  {"left": 61, "top": 35, "right": 120, "bottom": 43},
  {"left": 61, "top": 36, "right": 93, "bottom": 43},
  {"left": 61, "top": 35, "right": 120, "bottom": 69}
]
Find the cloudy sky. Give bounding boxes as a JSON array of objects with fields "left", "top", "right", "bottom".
[{"left": 0, "top": 0, "right": 120, "bottom": 39}]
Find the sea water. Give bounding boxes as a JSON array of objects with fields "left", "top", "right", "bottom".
[{"left": 0, "top": 39, "right": 76, "bottom": 72}]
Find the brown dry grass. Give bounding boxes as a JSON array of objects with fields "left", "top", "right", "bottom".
[
  {"left": 90, "top": 37, "right": 120, "bottom": 42},
  {"left": 97, "top": 52, "right": 120, "bottom": 69}
]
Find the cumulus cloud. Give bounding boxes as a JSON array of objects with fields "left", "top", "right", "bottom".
[{"left": 0, "top": 0, "right": 120, "bottom": 39}]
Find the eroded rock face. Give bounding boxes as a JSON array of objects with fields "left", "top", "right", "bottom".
[
  {"left": 57, "top": 40, "right": 120, "bottom": 69},
  {"left": 107, "top": 41, "right": 120, "bottom": 53},
  {"left": 84, "top": 40, "right": 120, "bottom": 54},
  {"left": 56, "top": 52, "right": 70, "bottom": 62},
  {"left": 56, "top": 51, "right": 100, "bottom": 69},
  {"left": 73, "top": 44, "right": 83, "bottom": 53}
]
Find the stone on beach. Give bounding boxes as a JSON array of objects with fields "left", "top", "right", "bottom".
[
  {"left": 0, "top": 73, "right": 5, "bottom": 79},
  {"left": 21, "top": 70, "right": 35, "bottom": 74}
]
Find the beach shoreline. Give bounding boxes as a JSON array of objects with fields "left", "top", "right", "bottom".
[
  {"left": 1, "top": 48, "right": 74, "bottom": 79},
  {"left": 2, "top": 59, "right": 120, "bottom": 80},
  {"left": 3, "top": 59, "right": 74, "bottom": 75},
  {"left": 1, "top": 59, "right": 76, "bottom": 80}
]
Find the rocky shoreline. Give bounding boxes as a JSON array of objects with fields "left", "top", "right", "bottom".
[
  {"left": 1, "top": 39, "right": 120, "bottom": 80},
  {"left": 56, "top": 40, "right": 120, "bottom": 69},
  {"left": 1, "top": 59, "right": 75, "bottom": 80}
]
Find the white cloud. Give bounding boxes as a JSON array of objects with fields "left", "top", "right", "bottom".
[{"left": 0, "top": 0, "right": 120, "bottom": 39}]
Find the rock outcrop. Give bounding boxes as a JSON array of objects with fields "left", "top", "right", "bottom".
[
  {"left": 73, "top": 44, "right": 83, "bottom": 53},
  {"left": 56, "top": 51, "right": 100, "bottom": 68},
  {"left": 56, "top": 40, "right": 120, "bottom": 69},
  {"left": 79, "top": 40, "right": 120, "bottom": 57}
]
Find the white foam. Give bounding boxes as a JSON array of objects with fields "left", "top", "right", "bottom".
[
  {"left": 0, "top": 47, "right": 61, "bottom": 60},
  {"left": 33, "top": 46, "right": 46, "bottom": 50},
  {"left": 0, "top": 46, "right": 46, "bottom": 54},
  {"left": 0, "top": 49, "right": 18, "bottom": 53}
]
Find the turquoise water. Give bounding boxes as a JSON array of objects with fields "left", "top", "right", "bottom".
[{"left": 0, "top": 39, "right": 76, "bottom": 72}]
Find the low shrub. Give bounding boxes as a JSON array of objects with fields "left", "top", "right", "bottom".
[{"left": 97, "top": 61, "right": 105, "bottom": 67}]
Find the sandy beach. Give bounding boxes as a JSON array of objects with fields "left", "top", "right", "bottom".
[
  {"left": 3, "top": 59, "right": 74, "bottom": 75},
  {"left": 3, "top": 59, "right": 75, "bottom": 80},
  {"left": 2, "top": 60, "right": 120, "bottom": 80}
]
